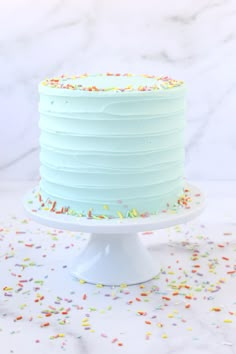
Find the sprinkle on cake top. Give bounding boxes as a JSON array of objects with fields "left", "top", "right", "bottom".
[{"left": 40, "top": 73, "right": 184, "bottom": 93}]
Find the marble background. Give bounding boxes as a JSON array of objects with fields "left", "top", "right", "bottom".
[{"left": 1, "top": 0, "right": 236, "bottom": 181}]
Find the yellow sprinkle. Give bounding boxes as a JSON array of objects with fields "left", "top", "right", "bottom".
[
  {"left": 82, "top": 323, "right": 90, "bottom": 327},
  {"left": 23, "top": 258, "right": 30, "bottom": 261},
  {"left": 187, "top": 327, "right": 192, "bottom": 331},
  {"left": 140, "top": 284, "right": 145, "bottom": 289},
  {"left": 96, "top": 283, "right": 103, "bottom": 288},
  {"left": 120, "top": 283, "right": 127, "bottom": 288},
  {"left": 103, "top": 205, "right": 109, "bottom": 210},
  {"left": 90, "top": 329, "right": 95, "bottom": 333},
  {"left": 4, "top": 287, "right": 13, "bottom": 291},
  {"left": 157, "top": 323, "right": 163, "bottom": 328},
  {"left": 58, "top": 333, "right": 65, "bottom": 337},
  {"left": 168, "top": 314, "right": 174, "bottom": 318},
  {"left": 224, "top": 319, "right": 233, "bottom": 323},
  {"left": 146, "top": 331, "right": 152, "bottom": 335},
  {"left": 82, "top": 318, "right": 89, "bottom": 322},
  {"left": 43, "top": 207, "right": 49, "bottom": 211},
  {"left": 117, "top": 211, "right": 124, "bottom": 219},
  {"left": 131, "top": 208, "right": 138, "bottom": 217},
  {"left": 79, "top": 279, "right": 86, "bottom": 284},
  {"left": 162, "top": 333, "right": 168, "bottom": 339},
  {"left": 19, "top": 304, "right": 27, "bottom": 309}
]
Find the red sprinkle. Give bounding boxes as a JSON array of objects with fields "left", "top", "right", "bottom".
[{"left": 222, "top": 256, "right": 229, "bottom": 261}]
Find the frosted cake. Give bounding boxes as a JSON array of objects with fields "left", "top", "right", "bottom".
[{"left": 38, "top": 73, "right": 187, "bottom": 218}]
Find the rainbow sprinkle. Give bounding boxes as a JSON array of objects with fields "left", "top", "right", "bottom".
[{"left": 40, "top": 73, "right": 184, "bottom": 92}]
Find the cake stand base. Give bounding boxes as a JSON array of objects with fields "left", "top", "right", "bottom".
[
  {"left": 72, "top": 233, "right": 157, "bottom": 285},
  {"left": 24, "top": 183, "right": 205, "bottom": 286}
]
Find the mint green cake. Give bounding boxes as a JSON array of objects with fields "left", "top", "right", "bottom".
[{"left": 38, "top": 73, "right": 186, "bottom": 218}]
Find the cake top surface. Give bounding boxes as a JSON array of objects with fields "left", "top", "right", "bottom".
[{"left": 39, "top": 73, "right": 185, "bottom": 96}]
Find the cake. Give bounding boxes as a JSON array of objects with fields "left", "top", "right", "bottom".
[{"left": 38, "top": 73, "right": 186, "bottom": 218}]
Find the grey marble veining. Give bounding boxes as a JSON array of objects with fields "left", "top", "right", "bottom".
[{"left": 1, "top": 0, "right": 236, "bottom": 180}]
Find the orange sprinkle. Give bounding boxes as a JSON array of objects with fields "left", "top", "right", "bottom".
[
  {"left": 185, "top": 295, "right": 192, "bottom": 300},
  {"left": 162, "top": 296, "right": 171, "bottom": 301},
  {"left": 16, "top": 316, "right": 23, "bottom": 321},
  {"left": 41, "top": 322, "right": 50, "bottom": 327},
  {"left": 118, "top": 342, "right": 123, "bottom": 346},
  {"left": 82, "top": 294, "right": 87, "bottom": 300},
  {"left": 136, "top": 297, "right": 141, "bottom": 302},
  {"left": 192, "top": 257, "right": 199, "bottom": 261},
  {"left": 137, "top": 311, "right": 146, "bottom": 316},
  {"left": 145, "top": 321, "right": 152, "bottom": 325},
  {"left": 172, "top": 291, "right": 179, "bottom": 296},
  {"left": 185, "top": 304, "right": 191, "bottom": 309},
  {"left": 212, "top": 307, "right": 221, "bottom": 312}
]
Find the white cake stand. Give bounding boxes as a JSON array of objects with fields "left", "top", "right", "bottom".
[{"left": 23, "top": 183, "right": 205, "bottom": 286}]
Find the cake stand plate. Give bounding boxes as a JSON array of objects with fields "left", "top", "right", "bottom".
[{"left": 23, "top": 183, "right": 205, "bottom": 285}]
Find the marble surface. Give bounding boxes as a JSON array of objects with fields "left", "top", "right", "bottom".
[
  {"left": 0, "top": 180, "right": 236, "bottom": 354},
  {"left": 1, "top": 0, "right": 236, "bottom": 180}
]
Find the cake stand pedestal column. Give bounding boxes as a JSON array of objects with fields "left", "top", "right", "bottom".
[{"left": 71, "top": 233, "right": 156, "bottom": 285}]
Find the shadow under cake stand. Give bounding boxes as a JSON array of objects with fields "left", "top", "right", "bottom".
[{"left": 23, "top": 183, "right": 205, "bottom": 286}]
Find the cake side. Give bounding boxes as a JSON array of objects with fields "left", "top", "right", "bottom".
[{"left": 39, "top": 73, "right": 186, "bottom": 218}]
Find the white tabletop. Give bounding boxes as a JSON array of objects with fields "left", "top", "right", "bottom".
[{"left": 0, "top": 180, "right": 236, "bottom": 354}]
